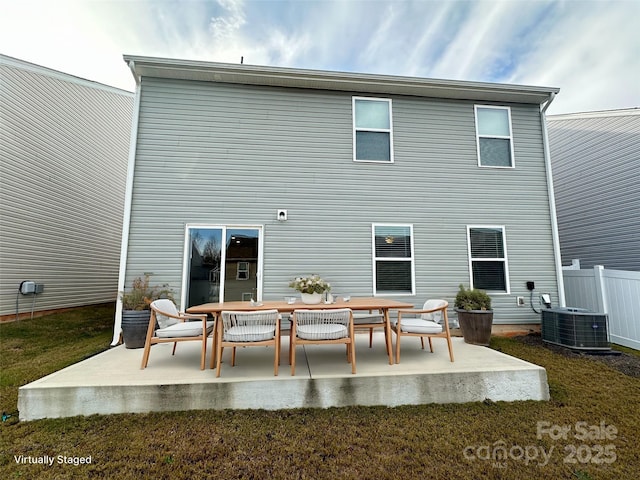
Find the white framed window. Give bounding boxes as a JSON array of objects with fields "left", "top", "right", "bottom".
[
  {"left": 353, "top": 97, "right": 394, "bottom": 163},
  {"left": 236, "top": 261, "right": 249, "bottom": 280},
  {"left": 467, "top": 226, "right": 510, "bottom": 293},
  {"left": 372, "top": 224, "right": 415, "bottom": 295},
  {"left": 474, "top": 105, "right": 515, "bottom": 168}
]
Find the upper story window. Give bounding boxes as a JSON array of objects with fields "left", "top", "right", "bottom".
[
  {"left": 236, "top": 261, "right": 249, "bottom": 280},
  {"left": 353, "top": 97, "right": 394, "bottom": 163},
  {"left": 467, "top": 226, "right": 510, "bottom": 293},
  {"left": 474, "top": 105, "right": 514, "bottom": 168},
  {"left": 372, "top": 224, "right": 415, "bottom": 295}
]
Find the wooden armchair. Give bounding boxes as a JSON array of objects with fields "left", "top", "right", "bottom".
[
  {"left": 290, "top": 308, "right": 356, "bottom": 375},
  {"left": 215, "top": 309, "right": 281, "bottom": 377},
  {"left": 391, "top": 299, "right": 454, "bottom": 363},
  {"left": 353, "top": 309, "right": 387, "bottom": 349},
  {"left": 141, "top": 299, "right": 214, "bottom": 370}
]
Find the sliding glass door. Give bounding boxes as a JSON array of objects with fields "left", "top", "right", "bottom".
[
  {"left": 223, "top": 227, "right": 261, "bottom": 302},
  {"left": 183, "top": 225, "right": 262, "bottom": 308}
]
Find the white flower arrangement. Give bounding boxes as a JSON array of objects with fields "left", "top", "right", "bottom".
[{"left": 288, "top": 274, "right": 331, "bottom": 294}]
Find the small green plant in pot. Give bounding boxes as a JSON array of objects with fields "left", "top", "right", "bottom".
[
  {"left": 455, "top": 284, "right": 493, "bottom": 346},
  {"left": 120, "top": 274, "right": 174, "bottom": 348}
]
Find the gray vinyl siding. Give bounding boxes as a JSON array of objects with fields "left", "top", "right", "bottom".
[
  {"left": 548, "top": 111, "right": 640, "bottom": 271},
  {"left": 0, "top": 56, "right": 134, "bottom": 318},
  {"left": 125, "top": 77, "right": 559, "bottom": 323}
]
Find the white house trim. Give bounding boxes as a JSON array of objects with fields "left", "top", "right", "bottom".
[
  {"left": 112, "top": 82, "right": 142, "bottom": 346},
  {"left": 123, "top": 55, "right": 559, "bottom": 105}
]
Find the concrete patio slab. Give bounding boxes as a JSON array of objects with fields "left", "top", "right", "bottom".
[{"left": 18, "top": 334, "right": 549, "bottom": 421}]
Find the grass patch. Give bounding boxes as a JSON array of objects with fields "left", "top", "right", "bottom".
[
  {"left": 612, "top": 343, "right": 640, "bottom": 357},
  {"left": 1, "top": 310, "right": 638, "bottom": 478},
  {"left": 0, "top": 304, "right": 115, "bottom": 414}
]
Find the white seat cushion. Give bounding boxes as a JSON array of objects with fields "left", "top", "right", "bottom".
[
  {"left": 352, "top": 312, "right": 384, "bottom": 325},
  {"left": 297, "top": 323, "right": 347, "bottom": 340},
  {"left": 224, "top": 325, "right": 276, "bottom": 342},
  {"left": 393, "top": 318, "right": 443, "bottom": 334},
  {"left": 156, "top": 321, "right": 214, "bottom": 338}
]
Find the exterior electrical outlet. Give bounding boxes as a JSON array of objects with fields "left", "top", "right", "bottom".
[{"left": 34, "top": 284, "right": 45, "bottom": 294}]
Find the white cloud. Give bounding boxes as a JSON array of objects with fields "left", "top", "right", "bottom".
[
  {"left": 280, "top": 0, "right": 372, "bottom": 70},
  {"left": 403, "top": 3, "right": 458, "bottom": 77},
  {"left": 505, "top": 1, "right": 640, "bottom": 113},
  {"left": 0, "top": 0, "right": 637, "bottom": 113},
  {"left": 360, "top": 3, "right": 399, "bottom": 66},
  {"left": 0, "top": 0, "right": 139, "bottom": 90},
  {"left": 210, "top": 0, "right": 246, "bottom": 42},
  {"left": 263, "top": 28, "right": 312, "bottom": 66}
]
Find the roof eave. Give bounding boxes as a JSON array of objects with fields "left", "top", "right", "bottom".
[{"left": 123, "top": 55, "right": 559, "bottom": 105}]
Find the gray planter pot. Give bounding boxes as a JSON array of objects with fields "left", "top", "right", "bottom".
[
  {"left": 121, "top": 310, "right": 151, "bottom": 349},
  {"left": 456, "top": 309, "right": 494, "bottom": 346}
]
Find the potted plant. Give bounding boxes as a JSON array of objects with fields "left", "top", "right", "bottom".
[
  {"left": 288, "top": 274, "right": 331, "bottom": 304},
  {"left": 120, "top": 274, "right": 174, "bottom": 348},
  {"left": 455, "top": 284, "right": 493, "bottom": 346}
]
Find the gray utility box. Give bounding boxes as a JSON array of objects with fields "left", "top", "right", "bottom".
[{"left": 541, "top": 307, "right": 610, "bottom": 351}]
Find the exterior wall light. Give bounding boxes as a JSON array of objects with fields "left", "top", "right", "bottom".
[{"left": 277, "top": 209, "right": 288, "bottom": 221}]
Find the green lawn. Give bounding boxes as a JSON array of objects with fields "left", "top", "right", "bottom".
[{"left": 1, "top": 305, "right": 638, "bottom": 479}]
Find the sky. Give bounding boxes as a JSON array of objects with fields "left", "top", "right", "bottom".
[{"left": 1, "top": 0, "right": 638, "bottom": 115}]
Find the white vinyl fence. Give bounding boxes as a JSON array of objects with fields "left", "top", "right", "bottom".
[{"left": 563, "top": 263, "right": 640, "bottom": 350}]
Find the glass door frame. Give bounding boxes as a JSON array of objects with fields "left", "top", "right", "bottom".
[{"left": 181, "top": 223, "right": 264, "bottom": 308}]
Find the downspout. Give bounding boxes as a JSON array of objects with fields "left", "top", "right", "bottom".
[
  {"left": 111, "top": 61, "right": 142, "bottom": 345},
  {"left": 540, "top": 92, "right": 566, "bottom": 307}
]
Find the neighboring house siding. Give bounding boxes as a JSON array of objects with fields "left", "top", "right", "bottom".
[
  {"left": 124, "top": 76, "right": 559, "bottom": 323},
  {"left": 548, "top": 109, "right": 640, "bottom": 271},
  {"left": 0, "top": 55, "right": 134, "bottom": 318}
]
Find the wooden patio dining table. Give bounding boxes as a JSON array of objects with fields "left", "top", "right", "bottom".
[{"left": 187, "top": 297, "right": 414, "bottom": 366}]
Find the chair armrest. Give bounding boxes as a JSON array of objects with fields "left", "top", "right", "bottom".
[
  {"left": 153, "top": 308, "right": 207, "bottom": 323},
  {"left": 179, "top": 313, "right": 208, "bottom": 324},
  {"left": 152, "top": 308, "right": 184, "bottom": 320},
  {"left": 397, "top": 307, "right": 447, "bottom": 315},
  {"left": 178, "top": 312, "right": 208, "bottom": 320}
]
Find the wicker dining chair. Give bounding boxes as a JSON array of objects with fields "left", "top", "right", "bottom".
[
  {"left": 142, "top": 299, "right": 214, "bottom": 370},
  {"left": 290, "top": 308, "right": 355, "bottom": 375},
  {"left": 216, "top": 309, "right": 281, "bottom": 377},
  {"left": 391, "top": 299, "right": 454, "bottom": 363},
  {"left": 352, "top": 309, "right": 388, "bottom": 349}
]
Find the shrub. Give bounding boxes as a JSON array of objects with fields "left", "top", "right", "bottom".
[
  {"left": 120, "top": 274, "right": 174, "bottom": 310},
  {"left": 454, "top": 284, "right": 492, "bottom": 311}
]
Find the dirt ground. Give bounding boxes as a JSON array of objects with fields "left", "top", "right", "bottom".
[{"left": 512, "top": 333, "right": 640, "bottom": 379}]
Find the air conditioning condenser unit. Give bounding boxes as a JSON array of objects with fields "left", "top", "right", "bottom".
[{"left": 541, "top": 307, "right": 610, "bottom": 351}]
